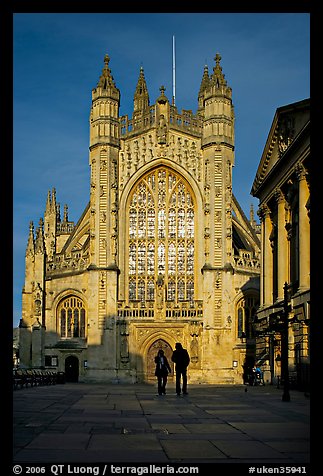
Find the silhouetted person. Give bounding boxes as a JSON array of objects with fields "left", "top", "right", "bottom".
[
  {"left": 154, "top": 349, "right": 171, "bottom": 395},
  {"left": 171, "top": 342, "right": 190, "bottom": 395},
  {"left": 242, "top": 362, "right": 249, "bottom": 385}
]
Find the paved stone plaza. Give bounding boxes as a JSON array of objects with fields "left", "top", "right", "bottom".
[{"left": 13, "top": 383, "right": 310, "bottom": 465}]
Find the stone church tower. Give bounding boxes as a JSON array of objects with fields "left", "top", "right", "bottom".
[{"left": 19, "top": 53, "right": 260, "bottom": 384}]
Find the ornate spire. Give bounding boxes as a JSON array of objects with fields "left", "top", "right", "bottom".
[
  {"left": 199, "top": 64, "right": 210, "bottom": 96},
  {"left": 210, "top": 53, "right": 227, "bottom": 87},
  {"left": 26, "top": 221, "right": 35, "bottom": 257},
  {"left": 45, "top": 190, "right": 51, "bottom": 213},
  {"left": 45, "top": 188, "right": 57, "bottom": 215},
  {"left": 197, "top": 64, "right": 210, "bottom": 115},
  {"left": 133, "top": 66, "right": 150, "bottom": 114},
  {"left": 51, "top": 188, "right": 57, "bottom": 212},
  {"left": 35, "top": 218, "right": 45, "bottom": 254},
  {"left": 97, "top": 54, "right": 118, "bottom": 91}
]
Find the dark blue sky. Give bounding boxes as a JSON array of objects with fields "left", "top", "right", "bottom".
[{"left": 13, "top": 12, "right": 310, "bottom": 327}]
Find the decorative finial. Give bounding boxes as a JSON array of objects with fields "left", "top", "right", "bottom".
[
  {"left": 215, "top": 53, "right": 221, "bottom": 65},
  {"left": 159, "top": 85, "right": 166, "bottom": 95}
]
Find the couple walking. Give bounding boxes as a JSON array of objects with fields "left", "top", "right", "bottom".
[{"left": 154, "top": 343, "right": 190, "bottom": 396}]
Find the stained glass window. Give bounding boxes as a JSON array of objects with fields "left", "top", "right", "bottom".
[
  {"left": 58, "top": 296, "right": 86, "bottom": 338},
  {"left": 127, "top": 167, "right": 195, "bottom": 304}
]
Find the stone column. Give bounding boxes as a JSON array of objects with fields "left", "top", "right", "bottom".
[
  {"left": 264, "top": 205, "right": 274, "bottom": 306},
  {"left": 275, "top": 190, "right": 288, "bottom": 301},
  {"left": 259, "top": 204, "right": 273, "bottom": 306},
  {"left": 296, "top": 164, "right": 310, "bottom": 290}
]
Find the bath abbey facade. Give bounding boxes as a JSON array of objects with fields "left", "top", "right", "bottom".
[{"left": 19, "top": 54, "right": 261, "bottom": 383}]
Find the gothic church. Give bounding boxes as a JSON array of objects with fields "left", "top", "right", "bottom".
[{"left": 19, "top": 54, "right": 260, "bottom": 383}]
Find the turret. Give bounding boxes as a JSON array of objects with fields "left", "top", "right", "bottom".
[
  {"left": 201, "top": 54, "right": 234, "bottom": 151},
  {"left": 89, "top": 54, "right": 120, "bottom": 268},
  {"left": 200, "top": 53, "right": 235, "bottom": 271},
  {"left": 89, "top": 54, "right": 120, "bottom": 150}
]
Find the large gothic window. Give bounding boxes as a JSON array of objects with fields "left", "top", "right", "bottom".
[
  {"left": 236, "top": 296, "right": 259, "bottom": 339},
  {"left": 127, "top": 167, "right": 195, "bottom": 304},
  {"left": 57, "top": 296, "right": 86, "bottom": 338}
]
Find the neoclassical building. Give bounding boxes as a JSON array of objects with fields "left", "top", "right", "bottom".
[
  {"left": 19, "top": 54, "right": 260, "bottom": 383},
  {"left": 251, "top": 98, "right": 310, "bottom": 388}
]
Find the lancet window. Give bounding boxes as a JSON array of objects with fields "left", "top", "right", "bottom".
[
  {"left": 127, "top": 167, "right": 195, "bottom": 304},
  {"left": 57, "top": 296, "right": 86, "bottom": 338}
]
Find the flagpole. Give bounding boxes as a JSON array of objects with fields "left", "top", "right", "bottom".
[{"left": 172, "top": 35, "right": 176, "bottom": 106}]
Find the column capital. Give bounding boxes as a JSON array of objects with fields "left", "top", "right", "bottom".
[
  {"left": 274, "top": 188, "right": 285, "bottom": 204},
  {"left": 295, "top": 162, "right": 308, "bottom": 180},
  {"left": 257, "top": 203, "right": 271, "bottom": 221}
]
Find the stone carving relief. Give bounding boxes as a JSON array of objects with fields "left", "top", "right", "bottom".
[
  {"left": 119, "top": 321, "right": 129, "bottom": 363},
  {"left": 118, "top": 133, "right": 202, "bottom": 192},
  {"left": 157, "top": 114, "right": 167, "bottom": 144},
  {"left": 278, "top": 116, "right": 295, "bottom": 156}
]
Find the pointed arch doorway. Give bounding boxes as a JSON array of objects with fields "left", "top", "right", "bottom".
[{"left": 147, "top": 339, "right": 174, "bottom": 382}]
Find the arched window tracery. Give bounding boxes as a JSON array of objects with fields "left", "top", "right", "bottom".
[
  {"left": 57, "top": 296, "right": 86, "bottom": 338},
  {"left": 127, "top": 167, "right": 195, "bottom": 304}
]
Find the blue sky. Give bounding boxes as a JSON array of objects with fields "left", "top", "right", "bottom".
[{"left": 13, "top": 12, "right": 310, "bottom": 328}]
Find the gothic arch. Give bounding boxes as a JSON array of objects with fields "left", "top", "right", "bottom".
[
  {"left": 52, "top": 290, "right": 87, "bottom": 339},
  {"left": 52, "top": 288, "right": 87, "bottom": 309},
  {"left": 118, "top": 159, "right": 204, "bottom": 303},
  {"left": 134, "top": 328, "right": 179, "bottom": 381}
]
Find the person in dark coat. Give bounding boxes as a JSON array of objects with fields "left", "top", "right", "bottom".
[
  {"left": 171, "top": 342, "right": 190, "bottom": 395},
  {"left": 154, "top": 349, "right": 171, "bottom": 395}
]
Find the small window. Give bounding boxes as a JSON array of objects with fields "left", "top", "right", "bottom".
[{"left": 45, "top": 355, "right": 58, "bottom": 367}]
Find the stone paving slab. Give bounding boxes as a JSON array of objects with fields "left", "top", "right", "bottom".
[
  {"left": 160, "top": 439, "right": 225, "bottom": 459},
  {"left": 26, "top": 433, "right": 91, "bottom": 450},
  {"left": 228, "top": 421, "right": 310, "bottom": 440},
  {"left": 211, "top": 440, "right": 288, "bottom": 459},
  {"left": 150, "top": 423, "right": 190, "bottom": 434},
  {"left": 12, "top": 382, "right": 311, "bottom": 466}
]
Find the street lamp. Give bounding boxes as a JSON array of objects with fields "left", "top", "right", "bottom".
[{"left": 281, "top": 282, "right": 291, "bottom": 402}]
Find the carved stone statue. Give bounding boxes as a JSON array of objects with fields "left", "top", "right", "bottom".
[{"left": 157, "top": 114, "right": 167, "bottom": 144}]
